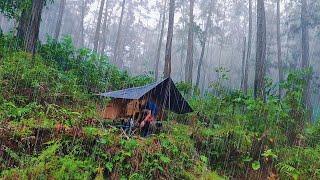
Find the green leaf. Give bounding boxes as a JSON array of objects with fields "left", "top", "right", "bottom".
[
  {"left": 262, "top": 149, "right": 278, "bottom": 159},
  {"left": 160, "top": 155, "right": 171, "bottom": 164},
  {"left": 242, "top": 156, "right": 253, "bottom": 162},
  {"left": 252, "top": 161, "right": 260, "bottom": 171},
  {"left": 105, "top": 162, "right": 113, "bottom": 172},
  {"left": 200, "top": 155, "right": 208, "bottom": 164}
]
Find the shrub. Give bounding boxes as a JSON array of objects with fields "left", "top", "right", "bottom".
[
  {"left": 276, "top": 146, "right": 320, "bottom": 179},
  {"left": 0, "top": 52, "right": 82, "bottom": 104}
]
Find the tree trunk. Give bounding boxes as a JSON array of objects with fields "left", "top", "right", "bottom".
[
  {"left": 184, "top": 0, "right": 195, "bottom": 84},
  {"left": 301, "top": 0, "right": 312, "bottom": 121},
  {"left": 254, "top": 0, "right": 267, "bottom": 100},
  {"left": 218, "top": 43, "right": 223, "bottom": 67},
  {"left": 201, "top": 67, "right": 206, "bottom": 95},
  {"left": 241, "top": 37, "right": 247, "bottom": 90},
  {"left": 99, "top": 0, "right": 111, "bottom": 55},
  {"left": 93, "top": 0, "right": 106, "bottom": 52},
  {"left": 24, "top": 0, "right": 45, "bottom": 54},
  {"left": 0, "top": 14, "right": 3, "bottom": 31},
  {"left": 155, "top": 0, "right": 167, "bottom": 81},
  {"left": 164, "top": 0, "right": 175, "bottom": 78},
  {"left": 114, "top": 0, "right": 126, "bottom": 67},
  {"left": 196, "top": 4, "right": 212, "bottom": 88},
  {"left": 244, "top": 0, "right": 252, "bottom": 95},
  {"left": 79, "top": 0, "right": 88, "bottom": 47},
  {"left": 17, "top": 9, "right": 30, "bottom": 41},
  {"left": 179, "top": 34, "right": 186, "bottom": 80},
  {"left": 54, "top": 0, "right": 66, "bottom": 40},
  {"left": 276, "top": 0, "right": 284, "bottom": 98},
  {"left": 179, "top": 16, "right": 187, "bottom": 81}
]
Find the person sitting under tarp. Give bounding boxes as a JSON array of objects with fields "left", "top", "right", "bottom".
[
  {"left": 140, "top": 110, "right": 154, "bottom": 137},
  {"left": 145, "top": 100, "right": 158, "bottom": 118},
  {"left": 140, "top": 100, "right": 158, "bottom": 137}
]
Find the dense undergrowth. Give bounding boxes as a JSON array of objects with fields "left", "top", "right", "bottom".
[
  {"left": 0, "top": 34, "right": 320, "bottom": 179},
  {"left": 0, "top": 35, "right": 220, "bottom": 179}
]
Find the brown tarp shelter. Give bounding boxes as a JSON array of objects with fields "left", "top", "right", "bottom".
[{"left": 99, "top": 77, "right": 193, "bottom": 119}]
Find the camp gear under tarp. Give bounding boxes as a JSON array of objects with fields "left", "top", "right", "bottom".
[{"left": 99, "top": 77, "right": 193, "bottom": 115}]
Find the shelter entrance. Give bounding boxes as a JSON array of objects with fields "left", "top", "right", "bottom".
[{"left": 98, "top": 77, "right": 193, "bottom": 136}]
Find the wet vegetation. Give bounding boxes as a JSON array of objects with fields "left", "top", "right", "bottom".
[
  {"left": 0, "top": 35, "right": 218, "bottom": 179},
  {"left": 0, "top": 35, "right": 319, "bottom": 179},
  {"left": 1, "top": 0, "right": 320, "bottom": 179}
]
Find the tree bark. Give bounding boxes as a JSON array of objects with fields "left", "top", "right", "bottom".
[
  {"left": 244, "top": 0, "right": 252, "bottom": 95},
  {"left": 24, "top": 0, "right": 45, "bottom": 54},
  {"left": 79, "top": 0, "right": 88, "bottom": 47},
  {"left": 254, "top": 0, "right": 267, "bottom": 100},
  {"left": 99, "top": 0, "right": 111, "bottom": 55},
  {"left": 179, "top": 15, "right": 187, "bottom": 81},
  {"left": 218, "top": 43, "right": 223, "bottom": 67},
  {"left": 201, "top": 66, "right": 206, "bottom": 94},
  {"left": 241, "top": 37, "right": 247, "bottom": 90},
  {"left": 164, "top": 0, "right": 175, "bottom": 78},
  {"left": 277, "top": 0, "right": 284, "bottom": 98},
  {"left": 301, "top": 0, "right": 312, "bottom": 120},
  {"left": 54, "top": 0, "right": 66, "bottom": 40},
  {"left": 0, "top": 14, "right": 3, "bottom": 31},
  {"left": 17, "top": 9, "right": 30, "bottom": 41},
  {"left": 114, "top": 0, "right": 126, "bottom": 67},
  {"left": 179, "top": 33, "right": 186, "bottom": 80},
  {"left": 155, "top": 0, "right": 167, "bottom": 81},
  {"left": 196, "top": 3, "right": 212, "bottom": 88},
  {"left": 93, "top": 0, "right": 106, "bottom": 52},
  {"left": 185, "top": 0, "right": 195, "bottom": 84}
]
